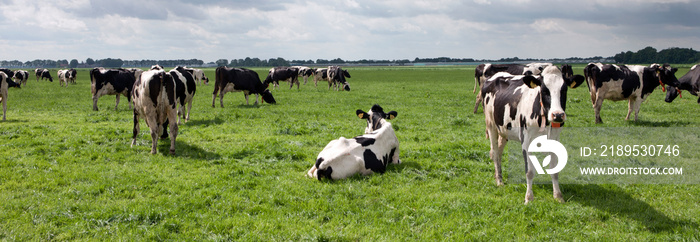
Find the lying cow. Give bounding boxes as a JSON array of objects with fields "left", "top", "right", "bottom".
[
  {"left": 212, "top": 66, "right": 276, "bottom": 107},
  {"left": 308, "top": 105, "right": 400, "bottom": 180},
  {"left": 169, "top": 66, "right": 196, "bottom": 123},
  {"left": 584, "top": 63, "right": 678, "bottom": 123},
  {"left": 665, "top": 64, "right": 700, "bottom": 103},
  {"left": 473, "top": 63, "right": 557, "bottom": 113},
  {"left": 265, "top": 67, "right": 300, "bottom": 90},
  {"left": 35, "top": 68, "right": 53, "bottom": 82},
  {"left": 482, "top": 66, "right": 584, "bottom": 204},
  {"left": 90, "top": 67, "right": 138, "bottom": 111},
  {"left": 0, "top": 71, "right": 21, "bottom": 121},
  {"left": 131, "top": 69, "right": 178, "bottom": 155},
  {"left": 13, "top": 70, "right": 29, "bottom": 87},
  {"left": 328, "top": 66, "right": 351, "bottom": 91}
]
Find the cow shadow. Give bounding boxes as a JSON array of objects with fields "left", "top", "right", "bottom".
[
  {"left": 1, "top": 119, "right": 28, "bottom": 123},
  {"left": 566, "top": 184, "right": 697, "bottom": 233},
  {"left": 158, "top": 140, "right": 221, "bottom": 160},
  {"left": 184, "top": 116, "right": 225, "bottom": 127}
]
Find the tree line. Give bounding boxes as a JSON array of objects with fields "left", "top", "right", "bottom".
[{"left": 614, "top": 46, "right": 700, "bottom": 64}]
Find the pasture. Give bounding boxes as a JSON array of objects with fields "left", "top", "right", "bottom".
[{"left": 0, "top": 66, "right": 698, "bottom": 240}]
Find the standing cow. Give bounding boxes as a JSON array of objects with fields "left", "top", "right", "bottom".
[
  {"left": 482, "top": 66, "right": 584, "bottom": 204},
  {"left": 90, "top": 67, "right": 138, "bottom": 111},
  {"left": 169, "top": 66, "right": 196, "bottom": 123},
  {"left": 312, "top": 68, "right": 329, "bottom": 87},
  {"left": 265, "top": 67, "right": 300, "bottom": 90},
  {"left": 57, "top": 69, "right": 75, "bottom": 87},
  {"left": 12, "top": 70, "right": 29, "bottom": 87},
  {"left": 665, "top": 64, "right": 700, "bottom": 103},
  {"left": 212, "top": 66, "right": 276, "bottom": 107},
  {"left": 584, "top": 63, "right": 678, "bottom": 123},
  {"left": 131, "top": 69, "right": 178, "bottom": 155},
  {"left": 308, "top": 104, "right": 400, "bottom": 180},
  {"left": 328, "top": 66, "right": 351, "bottom": 91},
  {"left": 35, "top": 68, "right": 53, "bottom": 82},
  {"left": 0, "top": 71, "right": 21, "bottom": 121},
  {"left": 292, "top": 66, "right": 315, "bottom": 85}
]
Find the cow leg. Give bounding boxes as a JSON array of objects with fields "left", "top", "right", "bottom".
[
  {"left": 1, "top": 94, "right": 6, "bottom": 121},
  {"left": 521, "top": 141, "right": 535, "bottom": 204},
  {"left": 146, "top": 116, "right": 159, "bottom": 154},
  {"left": 488, "top": 129, "right": 505, "bottom": 186},
  {"left": 391, "top": 146, "right": 401, "bottom": 164},
  {"left": 473, "top": 90, "right": 483, "bottom": 114},
  {"left": 115, "top": 95, "right": 121, "bottom": 111},
  {"left": 548, "top": 151, "right": 565, "bottom": 203},
  {"left": 92, "top": 95, "right": 100, "bottom": 111},
  {"left": 167, "top": 113, "right": 178, "bottom": 155},
  {"left": 131, "top": 110, "right": 140, "bottom": 147},
  {"left": 594, "top": 94, "right": 605, "bottom": 124},
  {"left": 631, "top": 98, "right": 643, "bottom": 122},
  {"left": 254, "top": 93, "right": 260, "bottom": 105},
  {"left": 220, "top": 92, "right": 225, "bottom": 108},
  {"left": 212, "top": 93, "right": 217, "bottom": 108},
  {"left": 244, "top": 93, "right": 250, "bottom": 105},
  {"left": 186, "top": 101, "right": 192, "bottom": 122}
]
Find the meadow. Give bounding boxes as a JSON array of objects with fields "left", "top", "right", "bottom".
[{"left": 0, "top": 65, "right": 698, "bottom": 240}]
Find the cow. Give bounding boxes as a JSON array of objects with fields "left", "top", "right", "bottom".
[
  {"left": 35, "top": 68, "right": 53, "bottom": 82},
  {"left": 328, "top": 66, "right": 351, "bottom": 91},
  {"left": 481, "top": 65, "right": 585, "bottom": 204},
  {"left": 0, "top": 71, "right": 21, "bottom": 121},
  {"left": 90, "top": 67, "right": 138, "bottom": 111},
  {"left": 169, "top": 66, "right": 196, "bottom": 123},
  {"left": 186, "top": 67, "right": 208, "bottom": 85},
  {"left": 57, "top": 69, "right": 76, "bottom": 87},
  {"left": 473, "top": 63, "right": 555, "bottom": 113},
  {"left": 584, "top": 63, "right": 678, "bottom": 124},
  {"left": 312, "top": 68, "right": 329, "bottom": 87},
  {"left": 131, "top": 69, "right": 178, "bottom": 155},
  {"left": 212, "top": 66, "right": 276, "bottom": 107},
  {"left": 292, "top": 66, "right": 315, "bottom": 85},
  {"left": 12, "top": 70, "right": 29, "bottom": 87},
  {"left": 150, "top": 65, "right": 164, "bottom": 70},
  {"left": 665, "top": 64, "right": 700, "bottom": 103},
  {"left": 308, "top": 104, "right": 400, "bottom": 180},
  {"left": 265, "top": 67, "right": 300, "bottom": 90}
]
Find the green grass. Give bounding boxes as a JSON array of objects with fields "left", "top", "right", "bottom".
[{"left": 0, "top": 66, "right": 698, "bottom": 240}]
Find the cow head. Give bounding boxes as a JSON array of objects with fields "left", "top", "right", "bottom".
[
  {"left": 356, "top": 104, "right": 398, "bottom": 133},
  {"left": 523, "top": 66, "right": 585, "bottom": 125},
  {"left": 261, "top": 89, "right": 276, "bottom": 104},
  {"left": 1, "top": 73, "right": 20, "bottom": 89},
  {"left": 655, "top": 64, "right": 680, "bottom": 91}
]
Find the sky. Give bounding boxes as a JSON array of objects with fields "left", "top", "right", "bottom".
[{"left": 1, "top": 0, "right": 699, "bottom": 63}]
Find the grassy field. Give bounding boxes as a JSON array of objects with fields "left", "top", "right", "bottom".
[{"left": 0, "top": 66, "right": 698, "bottom": 240}]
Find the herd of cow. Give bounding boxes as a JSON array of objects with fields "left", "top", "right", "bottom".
[{"left": 2, "top": 62, "right": 700, "bottom": 203}]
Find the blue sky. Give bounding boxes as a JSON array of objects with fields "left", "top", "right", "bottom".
[{"left": 1, "top": 0, "right": 699, "bottom": 63}]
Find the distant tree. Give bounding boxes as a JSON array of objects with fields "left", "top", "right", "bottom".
[
  {"left": 216, "top": 59, "right": 228, "bottom": 67},
  {"left": 86, "top": 58, "right": 95, "bottom": 65},
  {"left": 69, "top": 59, "right": 79, "bottom": 68}
]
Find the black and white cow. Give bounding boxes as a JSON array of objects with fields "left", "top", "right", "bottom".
[
  {"left": 473, "top": 63, "right": 556, "bottom": 113},
  {"left": 12, "top": 70, "right": 29, "bottom": 87},
  {"left": 90, "top": 67, "right": 138, "bottom": 111},
  {"left": 57, "top": 69, "right": 77, "bottom": 87},
  {"left": 292, "top": 66, "right": 315, "bottom": 85},
  {"left": 665, "top": 64, "right": 700, "bottom": 103},
  {"left": 312, "top": 68, "right": 329, "bottom": 87},
  {"left": 308, "top": 104, "right": 400, "bottom": 180},
  {"left": 131, "top": 69, "right": 178, "bottom": 155},
  {"left": 265, "top": 67, "right": 300, "bottom": 90},
  {"left": 482, "top": 66, "right": 584, "bottom": 204},
  {"left": 184, "top": 67, "right": 208, "bottom": 85},
  {"left": 169, "top": 66, "right": 196, "bottom": 123},
  {"left": 328, "top": 66, "right": 351, "bottom": 91},
  {"left": 0, "top": 71, "right": 21, "bottom": 121},
  {"left": 35, "top": 68, "right": 53, "bottom": 82},
  {"left": 212, "top": 66, "right": 276, "bottom": 107},
  {"left": 584, "top": 63, "right": 678, "bottom": 123}
]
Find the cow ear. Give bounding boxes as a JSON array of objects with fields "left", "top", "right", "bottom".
[
  {"left": 387, "top": 111, "right": 398, "bottom": 120},
  {"left": 356, "top": 110, "right": 369, "bottom": 119},
  {"left": 522, "top": 75, "right": 541, "bottom": 89},
  {"left": 567, "top": 75, "right": 585, "bottom": 89}
]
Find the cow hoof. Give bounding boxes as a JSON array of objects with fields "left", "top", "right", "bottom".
[
  {"left": 495, "top": 179, "right": 504, "bottom": 186},
  {"left": 169, "top": 149, "right": 175, "bottom": 155},
  {"left": 524, "top": 196, "right": 534, "bottom": 205}
]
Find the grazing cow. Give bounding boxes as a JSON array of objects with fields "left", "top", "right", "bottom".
[
  {"left": 308, "top": 104, "right": 400, "bottom": 180},
  {"left": 312, "top": 68, "right": 329, "bottom": 87},
  {"left": 584, "top": 63, "right": 678, "bottom": 123},
  {"left": 57, "top": 69, "right": 77, "bottom": 87},
  {"left": 0, "top": 72, "right": 21, "bottom": 121},
  {"left": 212, "top": 66, "right": 276, "bottom": 107},
  {"left": 131, "top": 69, "right": 178, "bottom": 155},
  {"left": 90, "top": 67, "right": 138, "bottom": 111},
  {"left": 12, "top": 70, "right": 29, "bottom": 87},
  {"left": 328, "top": 66, "right": 351, "bottom": 91},
  {"left": 473, "top": 63, "right": 555, "bottom": 113},
  {"left": 169, "top": 66, "right": 196, "bottom": 123},
  {"left": 482, "top": 66, "right": 585, "bottom": 204},
  {"left": 265, "top": 67, "right": 300, "bottom": 90},
  {"left": 186, "top": 67, "right": 209, "bottom": 85},
  {"left": 665, "top": 64, "right": 700, "bottom": 103},
  {"left": 292, "top": 66, "right": 315, "bottom": 84},
  {"left": 35, "top": 68, "right": 53, "bottom": 82}
]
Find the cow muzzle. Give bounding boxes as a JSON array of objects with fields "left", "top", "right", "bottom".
[{"left": 551, "top": 112, "right": 566, "bottom": 123}]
